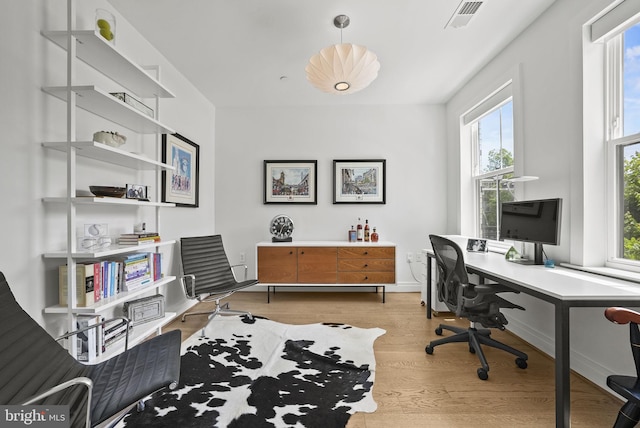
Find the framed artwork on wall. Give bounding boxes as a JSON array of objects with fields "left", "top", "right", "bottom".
[
  {"left": 162, "top": 133, "right": 200, "bottom": 208},
  {"left": 333, "top": 159, "right": 386, "bottom": 204},
  {"left": 264, "top": 160, "right": 317, "bottom": 204}
]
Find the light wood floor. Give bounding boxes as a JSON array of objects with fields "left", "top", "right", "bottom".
[{"left": 164, "top": 291, "right": 623, "bottom": 428}]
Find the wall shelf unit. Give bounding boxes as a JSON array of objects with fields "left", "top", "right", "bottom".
[
  {"left": 43, "top": 239, "right": 176, "bottom": 259},
  {"left": 41, "top": 30, "right": 175, "bottom": 99},
  {"left": 42, "top": 1, "right": 180, "bottom": 362},
  {"left": 42, "top": 85, "right": 175, "bottom": 134},
  {"left": 44, "top": 275, "right": 177, "bottom": 314},
  {"left": 43, "top": 197, "right": 175, "bottom": 207},
  {"left": 42, "top": 141, "right": 176, "bottom": 170}
]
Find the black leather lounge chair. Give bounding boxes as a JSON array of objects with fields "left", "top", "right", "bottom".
[{"left": 0, "top": 271, "right": 181, "bottom": 427}]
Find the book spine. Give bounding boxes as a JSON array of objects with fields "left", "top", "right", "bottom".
[
  {"left": 59, "top": 264, "right": 89, "bottom": 307},
  {"left": 76, "top": 315, "right": 99, "bottom": 362},
  {"left": 83, "top": 264, "right": 94, "bottom": 306},
  {"left": 93, "top": 262, "right": 101, "bottom": 303},
  {"left": 154, "top": 252, "right": 162, "bottom": 281}
]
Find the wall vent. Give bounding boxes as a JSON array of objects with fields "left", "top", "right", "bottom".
[{"left": 445, "top": 1, "right": 484, "bottom": 29}]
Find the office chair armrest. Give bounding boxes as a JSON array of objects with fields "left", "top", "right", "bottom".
[
  {"left": 179, "top": 274, "right": 197, "bottom": 299},
  {"left": 229, "top": 263, "right": 248, "bottom": 281},
  {"left": 57, "top": 317, "right": 131, "bottom": 352},
  {"left": 605, "top": 307, "right": 640, "bottom": 325},
  {"left": 460, "top": 283, "right": 502, "bottom": 308},
  {"left": 21, "top": 376, "right": 93, "bottom": 428}
]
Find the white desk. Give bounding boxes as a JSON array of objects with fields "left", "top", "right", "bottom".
[{"left": 424, "top": 235, "right": 640, "bottom": 428}]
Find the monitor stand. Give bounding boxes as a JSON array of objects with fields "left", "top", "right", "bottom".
[{"left": 507, "top": 243, "right": 545, "bottom": 265}]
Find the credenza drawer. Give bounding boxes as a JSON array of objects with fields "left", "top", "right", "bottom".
[
  {"left": 338, "top": 272, "right": 396, "bottom": 284},
  {"left": 338, "top": 259, "right": 395, "bottom": 272},
  {"left": 338, "top": 247, "right": 395, "bottom": 259}
]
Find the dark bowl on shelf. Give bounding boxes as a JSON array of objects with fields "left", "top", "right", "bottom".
[{"left": 89, "top": 185, "right": 126, "bottom": 198}]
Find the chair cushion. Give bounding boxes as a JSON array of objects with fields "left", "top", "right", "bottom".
[{"left": 88, "top": 329, "right": 181, "bottom": 425}]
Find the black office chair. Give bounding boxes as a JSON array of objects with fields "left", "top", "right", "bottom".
[
  {"left": 179, "top": 235, "right": 258, "bottom": 334},
  {"left": 0, "top": 271, "right": 181, "bottom": 428},
  {"left": 425, "top": 235, "right": 528, "bottom": 380},
  {"left": 604, "top": 307, "right": 640, "bottom": 427}
]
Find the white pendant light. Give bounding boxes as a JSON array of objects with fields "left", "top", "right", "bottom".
[{"left": 305, "top": 15, "right": 380, "bottom": 95}]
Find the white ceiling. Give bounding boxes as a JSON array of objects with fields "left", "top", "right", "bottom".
[{"left": 107, "top": 0, "right": 556, "bottom": 107}]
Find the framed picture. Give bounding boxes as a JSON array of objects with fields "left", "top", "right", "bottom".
[
  {"left": 125, "top": 183, "right": 148, "bottom": 200},
  {"left": 264, "top": 160, "right": 317, "bottom": 204},
  {"left": 466, "top": 238, "right": 488, "bottom": 252},
  {"left": 162, "top": 133, "right": 200, "bottom": 208},
  {"left": 333, "top": 159, "right": 386, "bottom": 204}
]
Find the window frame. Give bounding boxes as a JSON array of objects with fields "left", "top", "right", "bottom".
[
  {"left": 470, "top": 96, "right": 515, "bottom": 240},
  {"left": 605, "top": 21, "right": 640, "bottom": 271}
]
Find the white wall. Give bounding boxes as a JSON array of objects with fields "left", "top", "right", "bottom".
[
  {"left": 1, "top": 0, "right": 215, "bottom": 333},
  {"left": 214, "top": 104, "right": 448, "bottom": 290},
  {"left": 445, "top": 0, "right": 633, "bottom": 391}
]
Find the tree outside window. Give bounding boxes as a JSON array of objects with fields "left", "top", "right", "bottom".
[{"left": 474, "top": 101, "right": 515, "bottom": 240}]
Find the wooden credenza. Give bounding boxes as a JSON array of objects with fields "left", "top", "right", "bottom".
[{"left": 256, "top": 241, "right": 396, "bottom": 302}]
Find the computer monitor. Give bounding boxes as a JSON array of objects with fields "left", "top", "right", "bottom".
[{"left": 499, "top": 198, "right": 562, "bottom": 265}]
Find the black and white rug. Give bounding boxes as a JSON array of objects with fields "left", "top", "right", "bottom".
[{"left": 117, "top": 315, "right": 385, "bottom": 428}]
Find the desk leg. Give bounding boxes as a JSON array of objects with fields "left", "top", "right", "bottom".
[
  {"left": 426, "top": 255, "right": 432, "bottom": 319},
  {"left": 555, "top": 302, "right": 571, "bottom": 428}
]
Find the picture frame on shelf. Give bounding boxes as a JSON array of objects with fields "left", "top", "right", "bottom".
[
  {"left": 333, "top": 159, "right": 386, "bottom": 204},
  {"left": 161, "top": 133, "right": 200, "bottom": 208},
  {"left": 126, "top": 183, "right": 148, "bottom": 200},
  {"left": 264, "top": 160, "right": 317, "bottom": 204}
]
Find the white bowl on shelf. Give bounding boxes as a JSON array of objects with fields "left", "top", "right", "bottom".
[{"left": 93, "top": 131, "right": 126, "bottom": 147}]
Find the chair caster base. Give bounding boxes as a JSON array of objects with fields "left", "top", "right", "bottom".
[
  {"left": 516, "top": 357, "right": 528, "bottom": 369},
  {"left": 477, "top": 368, "right": 488, "bottom": 380}
]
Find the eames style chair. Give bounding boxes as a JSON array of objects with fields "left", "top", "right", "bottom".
[
  {"left": 604, "top": 307, "right": 640, "bottom": 428},
  {"left": 0, "top": 271, "right": 181, "bottom": 428},
  {"left": 425, "top": 235, "right": 528, "bottom": 380},
  {"left": 179, "top": 235, "right": 258, "bottom": 333}
]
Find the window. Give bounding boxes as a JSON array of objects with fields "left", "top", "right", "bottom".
[
  {"left": 469, "top": 96, "right": 515, "bottom": 240},
  {"left": 606, "top": 21, "right": 640, "bottom": 264}
]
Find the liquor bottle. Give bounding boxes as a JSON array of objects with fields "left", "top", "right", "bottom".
[
  {"left": 349, "top": 226, "right": 356, "bottom": 242},
  {"left": 371, "top": 227, "right": 379, "bottom": 242},
  {"left": 357, "top": 218, "right": 363, "bottom": 241},
  {"left": 364, "top": 219, "right": 370, "bottom": 242}
]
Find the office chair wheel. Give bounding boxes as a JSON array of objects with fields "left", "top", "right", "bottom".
[
  {"left": 477, "top": 368, "right": 489, "bottom": 380},
  {"left": 425, "top": 345, "right": 434, "bottom": 354},
  {"left": 516, "top": 357, "right": 528, "bottom": 369},
  {"left": 469, "top": 346, "right": 476, "bottom": 354},
  {"left": 435, "top": 327, "right": 443, "bottom": 335}
]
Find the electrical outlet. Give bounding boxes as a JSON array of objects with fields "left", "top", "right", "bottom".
[
  {"left": 407, "top": 252, "right": 414, "bottom": 263},
  {"left": 239, "top": 252, "right": 246, "bottom": 263}
]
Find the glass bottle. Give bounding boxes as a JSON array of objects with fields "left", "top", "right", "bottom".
[
  {"left": 357, "top": 218, "right": 363, "bottom": 241},
  {"left": 364, "top": 219, "right": 370, "bottom": 242},
  {"left": 348, "top": 225, "right": 356, "bottom": 242},
  {"left": 371, "top": 227, "right": 379, "bottom": 242}
]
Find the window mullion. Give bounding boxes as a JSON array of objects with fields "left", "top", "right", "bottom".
[{"left": 607, "top": 35, "right": 623, "bottom": 140}]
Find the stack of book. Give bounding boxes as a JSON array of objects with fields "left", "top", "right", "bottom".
[
  {"left": 102, "top": 318, "right": 130, "bottom": 350},
  {"left": 58, "top": 252, "right": 163, "bottom": 305},
  {"left": 71, "top": 316, "right": 131, "bottom": 362},
  {"left": 122, "top": 253, "right": 153, "bottom": 291},
  {"left": 117, "top": 232, "right": 161, "bottom": 246}
]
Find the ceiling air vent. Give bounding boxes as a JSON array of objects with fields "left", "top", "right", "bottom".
[{"left": 445, "top": 1, "right": 484, "bottom": 29}]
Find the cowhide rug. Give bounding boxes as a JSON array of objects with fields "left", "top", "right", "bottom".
[{"left": 116, "top": 315, "right": 385, "bottom": 428}]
